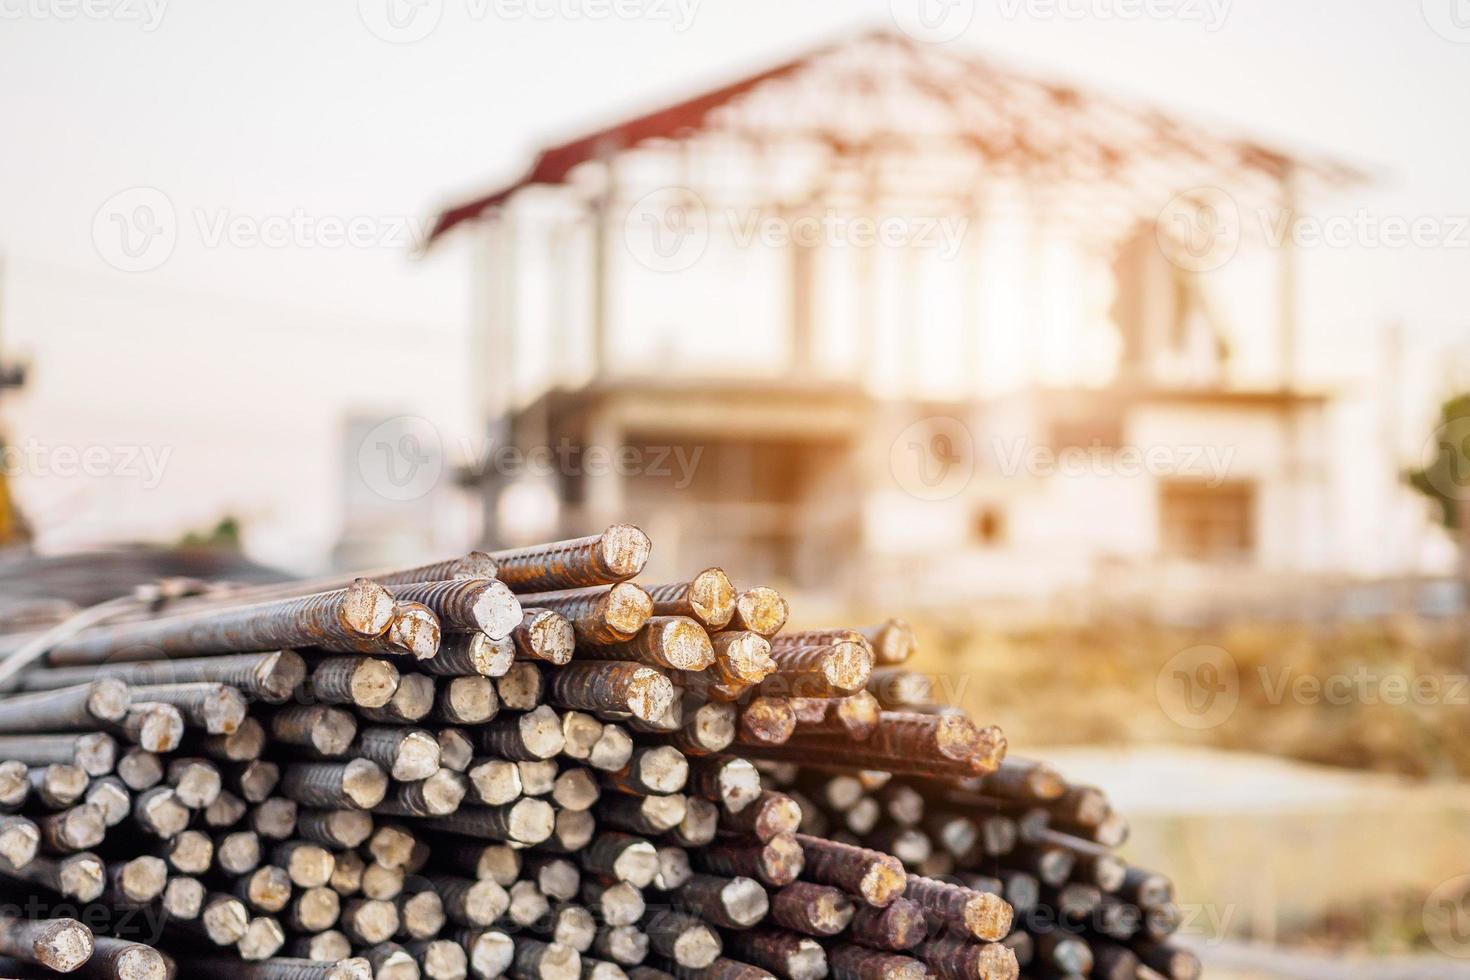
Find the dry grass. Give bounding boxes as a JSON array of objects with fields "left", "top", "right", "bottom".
[{"left": 891, "top": 614, "right": 1470, "bottom": 780}]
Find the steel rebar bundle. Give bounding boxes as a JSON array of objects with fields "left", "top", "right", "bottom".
[{"left": 0, "top": 526, "right": 1198, "bottom": 980}]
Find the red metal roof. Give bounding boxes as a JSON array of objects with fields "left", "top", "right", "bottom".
[{"left": 428, "top": 29, "right": 1362, "bottom": 245}]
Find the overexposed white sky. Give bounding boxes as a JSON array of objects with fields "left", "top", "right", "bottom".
[{"left": 0, "top": 0, "right": 1466, "bottom": 566}]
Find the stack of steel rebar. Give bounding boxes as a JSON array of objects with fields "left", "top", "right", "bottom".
[{"left": 0, "top": 525, "right": 1200, "bottom": 980}]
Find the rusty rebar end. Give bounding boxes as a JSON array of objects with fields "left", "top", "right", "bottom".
[
  {"left": 472, "top": 579, "right": 525, "bottom": 641},
  {"left": 111, "top": 943, "right": 168, "bottom": 980},
  {"left": 824, "top": 640, "right": 873, "bottom": 695},
  {"left": 712, "top": 632, "right": 776, "bottom": 685},
  {"left": 0, "top": 818, "right": 38, "bottom": 869},
  {"left": 598, "top": 524, "right": 652, "bottom": 580},
  {"left": 526, "top": 609, "right": 576, "bottom": 665},
  {"left": 343, "top": 759, "right": 389, "bottom": 809},
  {"left": 653, "top": 617, "right": 716, "bottom": 671},
  {"left": 342, "top": 578, "right": 397, "bottom": 637},
  {"left": 59, "top": 854, "right": 105, "bottom": 902},
  {"left": 391, "top": 602, "right": 443, "bottom": 659},
  {"left": 622, "top": 667, "right": 675, "bottom": 724},
  {"left": 688, "top": 568, "right": 737, "bottom": 629},
  {"left": 740, "top": 698, "right": 796, "bottom": 745},
  {"left": 33, "top": 918, "right": 93, "bottom": 972},
  {"left": 733, "top": 587, "right": 789, "bottom": 637},
  {"left": 88, "top": 678, "right": 131, "bottom": 722},
  {"left": 963, "top": 892, "right": 1013, "bottom": 941},
  {"left": 862, "top": 859, "right": 908, "bottom": 907}
]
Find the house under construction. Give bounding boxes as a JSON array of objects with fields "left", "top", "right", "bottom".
[{"left": 428, "top": 29, "right": 1369, "bottom": 610}]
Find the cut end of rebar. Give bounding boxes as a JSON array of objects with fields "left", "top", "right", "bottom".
[
  {"left": 686, "top": 567, "right": 736, "bottom": 629},
  {"left": 636, "top": 745, "right": 689, "bottom": 794},
  {"left": 823, "top": 640, "right": 873, "bottom": 695},
  {"left": 311, "top": 708, "right": 359, "bottom": 756},
  {"left": 604, "top": 583, "right": 655, "bottom": 638},
  {"left": 341, "top": 578, "right": 397, "bottom": 637},
  {"left": 59, "top": 853, "right": 105, "bottom": 902},
  {"left": 740, "top": 697, "right": 796, "bottom": 746},
  {"left": 34, "top": 919, "right": 93, "bottom": 972},
  {"left": 328, "top": 958, "right": 376, "bottom": 980},
  {"left": 507, "top": 797, "right": 556, "bottom": 845},
  {"left": 422, "top": 939, "right": 468, "bottom": 980},
  {"left": 673, "top": 924, "right": 721, "bottom": 969},
  {"left": 136, "top": 703, "right": 186, "bottom": 753},
  {"left": 754, "top": 794, "right": 802, "bottom": 841},
  {"left": 622, "top": 667, "right": 675, "bottom": 724},
  {"left": 219, "top": 717, "right": 267, "bottom": 761},
  {"left": 656, "top": 618, "right": 715, "bottom": 671},
  {"left": 474, "top": 579, "right": 525, "bottom": 641},
  {"left": 721, "top": 876, "right": 770, "bottom": 927},
  {"left": 88, "top": 678, "right": 131, "bottom": 722},
  {"left": 375, "top": 948, "right": 420, "bottom": 980},
  {"left": 974, "top": 942, "right": 1018, "bottom": 980},
  {"left": 761, "top": 834, "right": 806, "bottom": 886},
  {"left": 527, "top": 609, "right": 576, "bottom": 665},
  {"left": 76, "top": 732, "right": 118, "bottom": 777},
  {"left": 811, "top": 887, "right": 856, "bottom": 934},
  {"left": 87, "top": 777, "right": 131, "bottom": 826},
  {"left": 63, "top": 803, "right": 108, "bottom": 849},
  {"left": 588, "top": 724, "right": 633, "bottom": 772},
  {"left": 861, "top": 859, "right": 908, "bottom": 907},
  {"left": 391, "top": 602, "right": 443, "bottom": 659},
  {"left": 202, "top": 896, "right": 250, "bottom": 945},
  {"left": 640, "top": 794, "right": 688, "bottom": 832},
  {"left": 713, "top": 632, "right": 775, "bottom": 685},
  {"left": 192, "top": 695, "right": 248, "bottom": 745},
  {"left": 0, "top": 817, "right": 39, "bottom": 869},
  {"left": 519, "top": 705, "right": 567, "bottom": 759},
  {"left": 0, "top": 760, "right": 27, "bottom": 807},
  {"left": 118, "top": 855, "right": 169, "bottom": 903},
  {"left": 735, "top": 586, "right": 789, "bottom": 636},
  {"left": 348, "top": 658, "right": 400, "bottom": 709},
  {"left": 612, "top": 840, "right": 660, "bottom": 888},
  {"left": 446, "top": 676, "right": 498, "bottom": 724},
  {"left": 172, "top": 760, "right": 223, "bottom": 809},
  {"left": 964, "top": 893, "right": 1014, "bottom": 941},
  {"left": 598, "top": 524, "right": 652, "bottom": 580},
  {"left": 719, "top": 758, "right": 762, "bottom": 814},
  {"left": 261, "top": 650, "right": 308, "bottom": 701},
  {"left": 162, "top": 876, "right": 205, "bottom": 919},
  {"left": 341, "top": 758, "right": 389, "bottom": 809},
  {"left": 469, "top": 932, "right": 515, "bottom": 980},
  {"left": 238, "top": 916, "right": 286, "bottom": 961},
  {"left": 112, "top": 944, "right": 169, "bottom": 980},
  {"left": 392, "top": 730, "right": 442, "bottom": 782}
]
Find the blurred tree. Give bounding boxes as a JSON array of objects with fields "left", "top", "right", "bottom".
[
  {"left": 179, "top": 516, "right": 242, "bottom": 550},
  {"left": 1407, "top": 393, "right": 1470, "bottom": 659}
]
